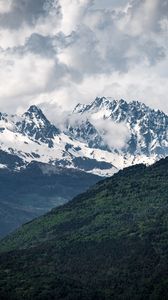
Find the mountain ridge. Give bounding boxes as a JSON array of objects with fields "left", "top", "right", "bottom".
[
  {"left": 0, "top": 157, "right": 167, "bottom": 299},
  {"left": 0, "top": 98, "right": 167, "bottom": 176},
  {"left": 72, "top": 97, "right": 168, "bottom": 155},
  {"left": 0, "top": 159, "right": 100, "bottom": 238}
]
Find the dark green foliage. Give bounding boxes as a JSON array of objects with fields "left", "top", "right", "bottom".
[{"left": 0, "top": 158, "right": 168, "bottom": 299}]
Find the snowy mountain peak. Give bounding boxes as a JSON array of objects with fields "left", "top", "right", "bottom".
[
  {"left": 76, "top": 97, "right": 154, "bottom": 116},
  {"left": 91, "top": 96, "right": 108, "bottom": 107},
  {"left": 74, "top": 97, "right": 167, "bottom": 123},
  {"left": 24, "top": 105, "right": 51, "bottom": 125},
  {"left": 27, "top": 105, "right": 43, "bottom": 115},
  {"left": 0, "top": 99, "right": 168, "bottom": 177},
  {"left": 69, "top": 97, "right": 168, "bottom": 157},
  {"left": 73, "top": 103, "right": 87, "bottom": 114},
  {"left": 16, "top": 106, "right": 61, "bottom": 147},
  {"left": 68, "top": 118, "right": 108, "bottom": 151},
  {"left": 74, "top": 97, "right": 130, "bottom": 116}
]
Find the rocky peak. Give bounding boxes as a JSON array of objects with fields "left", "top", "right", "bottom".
[
  {"left": 24, "top": 105, "right": 49, "bottom": 125},
  {"left": 27, "top": 105, "right": 43, "bottom": 114},
  {"left": 67, "top": 118, "right": 108, "bottom": 150},
  {"left": 70, "top": 97, "right": 168, "bottom": 156},
  {"left": 16, "top": 105, "right": 60, "bottom": 147}
]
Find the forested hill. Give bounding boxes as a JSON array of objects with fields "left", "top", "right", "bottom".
[{"left": 0, "top": 158, "right": 168, "bottom": 299}]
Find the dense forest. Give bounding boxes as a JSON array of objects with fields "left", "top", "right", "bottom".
[{"left": 0, "top": 158, "right": 168, "bottom": 299}]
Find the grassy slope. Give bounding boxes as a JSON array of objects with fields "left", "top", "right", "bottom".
[{"left": 0, "top": 159, "right": 168, "bottom": 299}]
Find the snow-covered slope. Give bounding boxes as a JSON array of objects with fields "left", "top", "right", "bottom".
[
  {"left": 0, "top": 106, "right": 117, "bottom": 176},
  {"left": 0, "top": 98, "right": 167, "bottom": 176},
  {"left": 70, "top": 97, "right": 168, "bottom": 159}
]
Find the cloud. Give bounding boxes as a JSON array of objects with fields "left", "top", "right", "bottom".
[
  {"left": 40, "top": 99, "right": 131, "bottom": 151},
  {"left": 0, "top": 0, "right": 167, "bottom": 117},
  {"left": 58, "top": 0, "right": 93, "bottom": 34},
  {"left": 93, "top": 0, "right": 128, "bottom": 10},
  {"left": 0, "top": 0, "right": 61, "bottom": 48},
  {"left": 0, "top": 0, "right": 56, "bottom": 29},
  {"left": 91, "top": 118, "right": 131, "bottom": 149},
  {"left": 40, "top": 101, "right": 71, "bottom": 130},
  {"left": 0, "top": 0, "right": 12, "bottom": 14},
  {"left": 0, "top": 51, "right": 56, "bottom": 112}
]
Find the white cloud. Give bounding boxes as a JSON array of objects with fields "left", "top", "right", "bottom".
[
  {"left": 0, "top": 0, "right": 12, "bottom": 13},
  {"left": 91, "top": 118, "right": 130, "bottom": 149},
  {"left": 0, "top": 50, "right": 57, "bottom": 113},
  {"left": 58, "top": 0, "right": 93, "bottom": 34},
  {"left": 0, "top": 52, "right": 54, "bottom": 98},
  {"left": 0, "top": 0, "right": 167, "bottom": 117}
]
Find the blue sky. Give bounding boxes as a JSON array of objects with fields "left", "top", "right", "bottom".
[{"left": 0, "top": 0, "right": 167, "bottom": 116}]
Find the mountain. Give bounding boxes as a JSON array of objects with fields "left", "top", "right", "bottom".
[
  {"left": 0, "top": 98, "right": 168, "bottom": 177},
  {"left": 17, "top": 105, "right": 60, "bottom": 147},
  {"left": 0, "top": 158, "right": 168, "bottom": 299},
  {"left": 0, "top": 98, "right": 168, "bottom": 236},
  {"left": 67, "top": 118, "right": 108, "bottom": 150},
  {"left": 0, "top": 159, "right": 100, "bottom": 238},
  {"left": 0, "top": 105, "right": 117, "bottom": 176},
  {"left": 71, "top": 97, "right": 168, "bottom": 157}
]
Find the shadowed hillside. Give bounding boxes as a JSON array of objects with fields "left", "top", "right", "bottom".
[
  {"left": 0, "top": 160, "right": 100, "bottom": 237},
  {"left": 0, "top": 158, "right": 168, "bottom": 299}
]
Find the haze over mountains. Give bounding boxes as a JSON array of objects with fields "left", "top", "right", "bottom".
[
  {"left": 0, "top": 164, "right": 100, "bottom": 238},
  {"left": 0, "top": 97, "right": 168, "bottom": 177}
]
